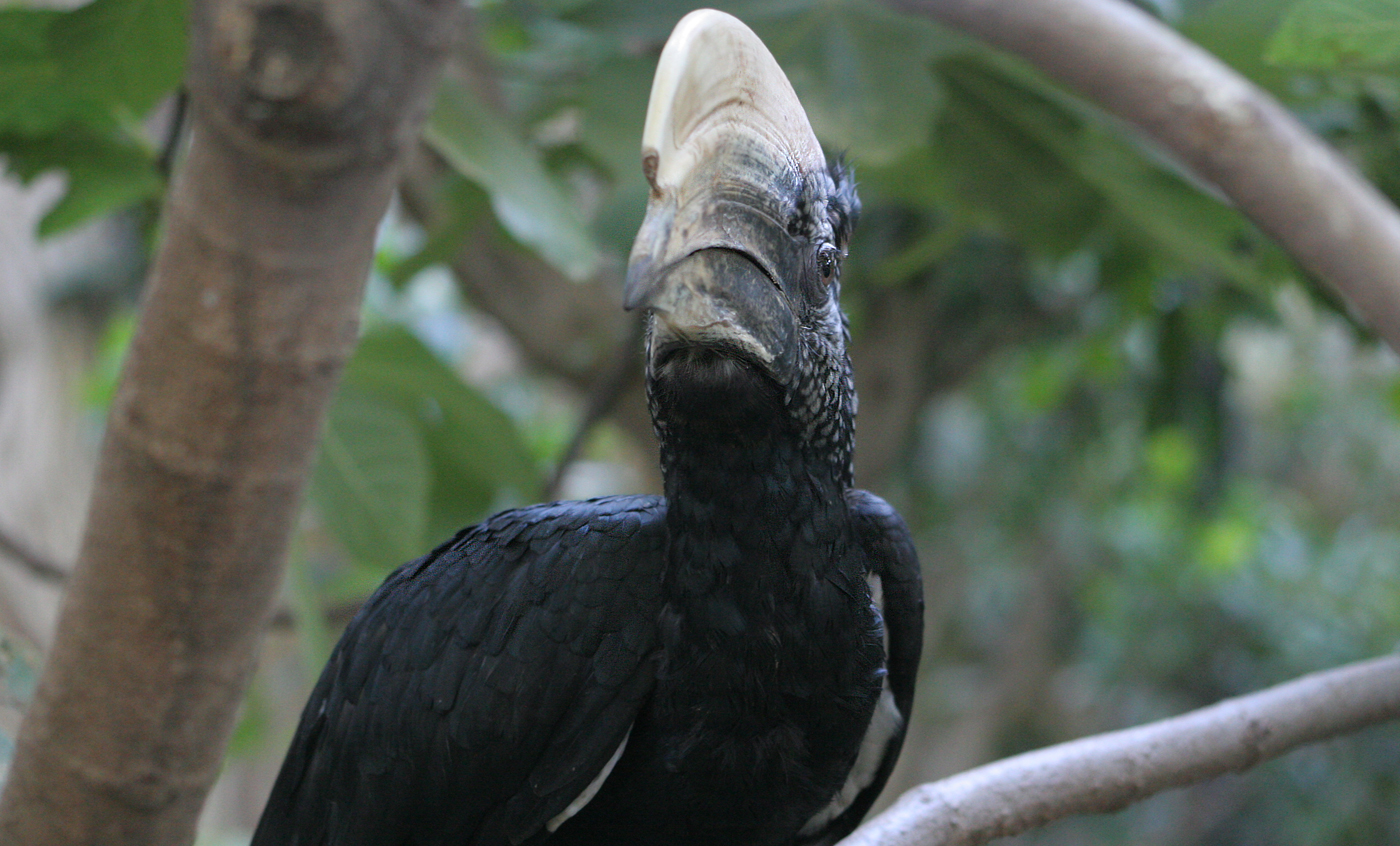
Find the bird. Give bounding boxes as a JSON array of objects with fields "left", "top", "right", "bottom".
[{"left": 251, "top": 9, "right": 922, "bottom": 846}]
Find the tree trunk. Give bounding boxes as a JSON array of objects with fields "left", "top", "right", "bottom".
[{"left": 0, "top": 0, "right": 460, "bottom": 842}]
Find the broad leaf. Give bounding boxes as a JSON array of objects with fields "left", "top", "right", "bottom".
[
  {"left": 335, "top": 326, "right": 540, "bottom": 544},
  {"left": 0, "top": 0, "right": 185, "bottom": 233},
  {"left": 0, "top": 128, "right": 160, "bottom": 234},
  {"left": 935, "top": 57, "right": 1104, "bottom": 254},
  {"left": 0, "top": 9, "right": 66, "bottom": 134},
  {"left": 49, "top": 0, "right": 188, "bottom": 121},
  {"left": 0, "top": 0, "right": 186, "bottom": 134},
  {"left": 933, "top": 56, "right": 1259, "bottom": 285},
  {"left": 524, "top": 0, "right": 955, "bottom": 166},
  {"left": 1181, "top": 0, "right": 1297, "bottom": 92},
  {"left": 312, "top": 383, "right": 431, "bottom": 569},
  {"left": 753, "top": 3, "right": 953, "bottom": 166},
  {"left": 425, "top": 76, "right": 602, "bottom": 281}
]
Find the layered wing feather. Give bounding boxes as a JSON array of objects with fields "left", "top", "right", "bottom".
[
  {"left": 796, "top": 489, "right": 923, "bottom": 846},
  {"left": 252, "top": 495, "right": 668, "bottom": 846}
]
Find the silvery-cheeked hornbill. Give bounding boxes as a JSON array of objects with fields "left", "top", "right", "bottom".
[{"left": 252, "top": 9, "right": 923, "bottom": 846}]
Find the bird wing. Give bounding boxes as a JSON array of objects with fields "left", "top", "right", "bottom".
[
  {"left": 251, "top": 495, "right": 668, "bottom": 846},
  {"left": 796, "top": 489, "right": 924, "bottom": 846}
]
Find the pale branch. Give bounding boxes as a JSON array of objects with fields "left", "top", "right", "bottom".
[
  {"left": 0, "top": 0, "right": 461, "bottom": 843},
  {"left": 887, "top": 0, "right": 1400, "bottom": 356},
  {"left": 843, "top": 653, "right": 1400, "bottom": 846}
]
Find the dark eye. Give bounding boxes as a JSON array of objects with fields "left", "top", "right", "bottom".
[{"left": 817, "top": 244, "right": 840, "bottom": 285}]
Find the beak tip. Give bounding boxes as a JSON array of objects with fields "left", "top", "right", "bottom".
[{"left": 623, "top": 259, "right": 655, "bottom": 312}]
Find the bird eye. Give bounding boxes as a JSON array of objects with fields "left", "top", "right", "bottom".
[{"left": 817, "top": 244, "right": 840, "bottom": 285}]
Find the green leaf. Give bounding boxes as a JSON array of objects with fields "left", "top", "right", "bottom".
[
  {"left": 381, "top": 177, "right": 490, "bottom": 290},
  {"left": 0, "top": 8, "right": 77, "bottom": 134},
  {"left": 1181, "top": 0, "right": 1297, "bottom": 93},
  {"left": 934, "top": 56, "right": 1258, "bottom": 282},
  {"left": 2, "top": 128, "right": 161, "bottom": 234},
  {"left": 425, "top": 77, "right": 602, "bottom": 281},
  {"left": 226, "top": 683, "right": 271, "bottom": 756},
  {"left": 1196, "top": 516, "right": 1257, "bottom": 576},
  {"left": 754, "top": 3, "right": 953, "bottom": 166},
  {"left": 570, "top": 53, "right": 655, "bottom": 188},
  {"left": 0, "top": 127, "right": 160, "bottom": 234},
  {"left": 1072, "top": 129, "right": 1262, "bottom": 289},
  {"left": 82, "top": 308, "right": 137, "bottom": 410},
  {"left": 935, "top": 56, "right": 1104, "bottom": 253},
  {"left": 50, "top": 0, "right": 188, "bottom": 119},
  {"left": 0, "top": 0, "right": 184, "bottom": 233},
  {"left": 337, "top": 326, "right": 540, "bottom": 543},
  {"left": 0, "top": 0, "right": 186, "bottom": 135},
  {"left": 311, "top": 383, "right": 431, "bottom": 568},
  {"left": 527, "top": 0, "right": 956, "bottom": 165},
  {"left": 1266, "top": 0, "right": 1400, "bottom": 69}
]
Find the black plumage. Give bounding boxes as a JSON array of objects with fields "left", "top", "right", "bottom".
[{"left": 252, "top": 10, "right": 922, "bottom": 846}]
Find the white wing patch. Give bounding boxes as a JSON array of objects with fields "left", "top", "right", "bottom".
[
  {"left": 545, "top": 726, "right": 632, "bottom": 833},
  {"left": 798, "top": 575, "right": 903, "bottom": 837},
  {"left": 799, "top": 688, "right": 902, "bottom": 837}
]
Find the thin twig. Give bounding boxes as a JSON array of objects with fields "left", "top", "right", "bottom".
[
  {"left": 543, "top": 315, "right": 646, "bottom": 500},
  {"left": 0, "top": 520, "right": 366, "bottom": 630},
  {"left": 156, "top": 89, "right": 189, "bottom": 180},
  {"left": 0, "top": 523, "right": 66, "bottom": 583}
]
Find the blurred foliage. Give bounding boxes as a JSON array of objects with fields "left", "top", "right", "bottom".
[
  {"left": 0, "top": 635, "right": 38, "bottom": 785},
  {"left": 426, "top": 76, "right": 602, "bottom": 279},
  {"left": 4, "top": 0, "right": 1400, "bottom": 843},
  {"left": 1267, "top": 0, "right": 1400, "bottom": 69},
  {"left": 310, "top": 325, "right": 539, "bottom": 595},
  {"left": 0, "top": 0, "right": 184, "bottom": 233}
]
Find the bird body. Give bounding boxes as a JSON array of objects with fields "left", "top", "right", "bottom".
[{"left": 252, "top": 10, "right": 922, "bottom": 846}]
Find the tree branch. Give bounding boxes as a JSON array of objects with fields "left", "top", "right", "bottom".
[
  {"left": 0, "top": 0, "right": 460, "bottom": 842},
  {"left": 887, "top": 0, "right": 1400, "bottom": 354},
  {"left": 843, "top": 652, "right": 1400, "bottom": 846},
  {"left": 0, "top": 522, "right": 66, "bottom": 584}
]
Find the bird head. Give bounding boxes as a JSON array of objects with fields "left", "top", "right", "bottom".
[{"left": 626, "top": 9, "right": 860, "bottom": 484}]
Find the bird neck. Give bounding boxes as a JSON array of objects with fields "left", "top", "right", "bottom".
[{"left": 657, "top": 415, "right": 851, "bottom": 576}]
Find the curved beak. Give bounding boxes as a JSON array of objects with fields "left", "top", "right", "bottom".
[{"left": 625, "top": 9, "right": 826, "bottom": 368}]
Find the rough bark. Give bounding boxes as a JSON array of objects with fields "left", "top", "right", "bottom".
[
  {"left": 843, "top": 653, "right": 1400, "bottom": 846},
  {"left": 0, "top": 0, "right": 460, "bottom": 842},
  {"left": 888, "top": 0, "right": 1400, "bottom": 354}
]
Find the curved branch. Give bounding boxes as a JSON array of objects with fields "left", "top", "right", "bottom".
[
  {"left": 844, "top": 652, "right": 1400, "bottom": 846},
  {"left": 0, "top": 0, "right": 460, "bottom": 843},
  {"left": 889, "top": 0, "right": 1400, "bottom": 354}
]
